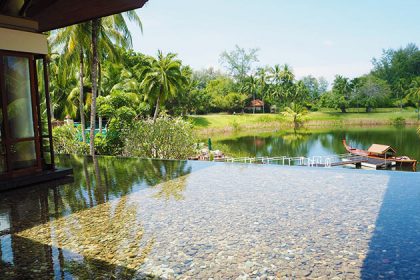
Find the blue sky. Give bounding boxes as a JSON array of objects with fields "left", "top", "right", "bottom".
[{"left": 129, "top": 0, "right": 420, "bottom": 83}]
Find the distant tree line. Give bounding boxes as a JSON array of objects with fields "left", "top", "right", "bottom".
[{"left": 49, "top": 19, "right": 420, "bottom": 156}]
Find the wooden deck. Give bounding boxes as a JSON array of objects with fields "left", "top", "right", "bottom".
[{"left": 0, "top": 168, "right": 73, "bottom": 191}]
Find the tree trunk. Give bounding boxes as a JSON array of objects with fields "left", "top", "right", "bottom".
[
  {"left": 89, "top": 18, "right": 99, "bottom": 156},
  {"left": 79, "top": 50, "right": 86, "bottom": 143},
  {"left": 366, "top": 106, "right": 372, "bottom": 113},
  {"left": 340, "top": 106, "right": 347, "bottom": 113},
  {"left": 153, "top": 94, "right": 161, "bottom": 122},
  {"left": 252, "top": 93, "right": 255, "bottom": 114},
  {"left": 98, "top": 61, "right": 103, "bottom": 134},
  {"left": 46, "top": 58, "right": 55, "bottom": 120}
]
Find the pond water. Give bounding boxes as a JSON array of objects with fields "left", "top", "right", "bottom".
[
  {"left": 0, "top": 155, "right": 419, "bottom": 279},
  {"left": 211, "top": 126, "right": 420, "bottom": 171}
]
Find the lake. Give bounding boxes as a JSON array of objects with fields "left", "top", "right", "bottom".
[{"left": 210, "top": 126, "right": 420, "bottom": 171}]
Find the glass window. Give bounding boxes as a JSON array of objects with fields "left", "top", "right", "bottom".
[
  {"left": 10, "top": 141, "right": 37, "bottom": 170},
  {"left": 3, "top": 56, "right": 35, "bottom": 139},
  {"left": 0, "top": 96, "right": 4, "bottom": 174}
]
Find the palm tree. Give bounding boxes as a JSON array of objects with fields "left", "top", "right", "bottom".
[
  {"left": 281, "top": 102, "right": 308, "bottom": 129},
  {"left": 48, "top": 54, "right": 79, "bottom": 120},
  {"left": 268, "top": 64, "right": 295, "bottom": 104},
  {"left": 242, "top": 75, "right": 259, "bottom": 113},
  {"left": 407, "top": 77, "right": 420, "bottom": 120},
  {"left": 89, "top": 12, "right": 142, "bottom": 155},
  {"left": 49, "top": 23, "right": 90, "bottom": 143},
  {"left": 256, "top": 67, "right": 269, "bottom": 113},
  {"left": 138, "top": 51, "right": 187, "bottom": 122}
]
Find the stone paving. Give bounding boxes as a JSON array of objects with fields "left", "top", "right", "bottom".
[
  {"left": 2, "top": 159, "right": 420, "bottom": 279},
  {"left": 132, "top": 165, "right": 389, "bottom": 279}
]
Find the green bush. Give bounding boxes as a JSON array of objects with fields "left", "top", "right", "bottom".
[
  {"left": 53, "top": 125, "right": 88, "bottom": 155},
  {"left": 123, "top": 116, "right": 196, "bottom": 160},
  {"left": 231, "top": 119, "right": 240, "bottom": 131},
  {"left": 392, "top": 116, "right": 406, "bottom": 126}
]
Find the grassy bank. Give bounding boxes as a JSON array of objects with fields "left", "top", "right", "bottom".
[{"left": 189, "top": 108, "right": 420, "bottom": 136}]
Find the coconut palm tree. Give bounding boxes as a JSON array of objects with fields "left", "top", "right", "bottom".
[
  {"left": 48, "top": 54, "right": 79, "bottom": 120},
  {"left": 281, "top": 102, "right": 308, "bottom": 129},
  {"left": 89, "top": 12, "right": 142, "bottom": 155},
  {"left": 407, "top": 77, "right": 420, "bottom": 120},
  {"left": 49, "top": 23, "right": 90, "bottom": 142},
  {"left": 268, "top": 64, "right": 295, "bottom": 104},
  {"left": 138, "top": 51, "right": 187, "bottom": 122},
  {"left": 242, "top": 75, "right": 259, "bottom": 113},
  {"left": 256, "top": 67, "right": 269, "bottom": 113}
]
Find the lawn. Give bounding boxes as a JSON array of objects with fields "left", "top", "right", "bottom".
[{"left": 189, "top": 108, "right": 419, "bottom": 133}]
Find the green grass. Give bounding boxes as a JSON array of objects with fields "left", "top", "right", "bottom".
[
  {"left": 189, "top": 113, "right": 284, "bottom": 129},
  {"left": 189, "top": 108, "right": 420, "bottom": 133},
  {"left": 309, "top": 107, "right": 418, "bottom": 121}
]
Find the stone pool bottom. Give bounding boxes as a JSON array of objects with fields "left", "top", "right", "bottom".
[{"left": 0, "top": 156, "right": 419, "bottom": 279}]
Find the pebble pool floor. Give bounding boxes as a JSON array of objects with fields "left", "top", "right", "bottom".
[{"left": 0, "top": 156, "right": 419, "bottom": 279}]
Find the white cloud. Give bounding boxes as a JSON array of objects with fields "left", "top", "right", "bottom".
[{"left": 322, "top": 40, "right": 334, "bottom": 47}]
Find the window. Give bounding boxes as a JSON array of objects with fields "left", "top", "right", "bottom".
[{"left": 0, "top": 51, "right": 54, "bottom": 177}]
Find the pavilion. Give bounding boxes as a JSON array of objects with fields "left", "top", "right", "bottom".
[{"left": 0, "top": 0, "right": 148, "bottom": 189}]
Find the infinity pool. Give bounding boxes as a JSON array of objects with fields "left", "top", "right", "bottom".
[{"left": 0, "top": 155, "right": 419, "bottom": 279}]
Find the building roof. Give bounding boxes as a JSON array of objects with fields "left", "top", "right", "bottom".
[
  {"left": 368, "top": 144, "right": 397, "bottom": 155},
  {"left": 0, "top": 0, "right": 148, "bottom": 32},
  {"left": 249, "top": 99, "right": 265, "bottom": 107}
]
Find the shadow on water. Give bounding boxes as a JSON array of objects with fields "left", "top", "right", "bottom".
[
  {"left": 0, "top": 183, "right": 159, "bottom": 279},
  {"left": 361, "top": 172, "right": 420, "bottom": 279},
  {"left": 0, "top": 155, "right": 211, "bottom": 279},
  {"left": 0, "top": 237, "right": 160, "bottom": 280}
]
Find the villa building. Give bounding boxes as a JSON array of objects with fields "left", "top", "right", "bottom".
[{"left": 0, "top": 0, "right": 148, "bottom": 189}]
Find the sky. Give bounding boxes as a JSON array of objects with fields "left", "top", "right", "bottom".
[{"left": 128, "top": 0, "right": 420, "bottom": 83}]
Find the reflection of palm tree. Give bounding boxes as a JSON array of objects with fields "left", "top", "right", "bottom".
[
  {"left": 93, "top": 155, "right": 106, "bottom": 204},
  {"left": 153, "top": 174, "right": 190, "bottom": 201},
  {"left": 141, "top": 159, "right": 192, "bottom": 187},
  {"left": 17, "top": 196, "right": 154, "bottom": 278},
  {"left": 57, "top": 155, "right": 193, "bottom": 206}
]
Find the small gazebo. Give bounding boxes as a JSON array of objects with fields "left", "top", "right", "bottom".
[
  {"left": 246, "top": 99, "right": 265, "bottom": 113},
  {"left": 367, "top": 144, "right": 397, "bottom": 157}
]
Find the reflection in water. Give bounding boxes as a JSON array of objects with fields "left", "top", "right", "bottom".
[
  {"left": 17, "top": 196, "right": 154, "bottom": 278},
  {"left": 0, "top": 155, "right": 198, "bottom": 279},
  {"left": 214, "top": 126, "right": 420, "bottom": 171},
  {"left": 153, "top": 174, "right": 190, "bottom": 201},
  {"left": 0, "top": 155, "right": 419, "bottom": 279}
]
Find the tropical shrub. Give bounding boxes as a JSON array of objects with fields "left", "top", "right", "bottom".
[
  {"left": 96, "top": 90, "right": 149, "bottom": 155},
  {"left": 53, "top": 125, "right": 88, "bottom": 155},
  {"left": 392, "top": 117, "right": 406, "bottom": 126},
  {"left": 123, "top": 116, "right": 196, "bottom": 159},
  {"left": 281, "top": 102, "right": 308, "bottom": 128}
]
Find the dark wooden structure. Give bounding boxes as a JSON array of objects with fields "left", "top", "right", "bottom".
[
  {"left": 0, "top": 0, "right": 148, "bottom": 187},
  {"left": 0, "top": 0, "right": 148, "bottom": 32},
  {"left": 343, "top": 139, "right": 417, "bottom": 171},
  {"left": 246, "top": 99, "right": 265, "bottom": 113}
]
